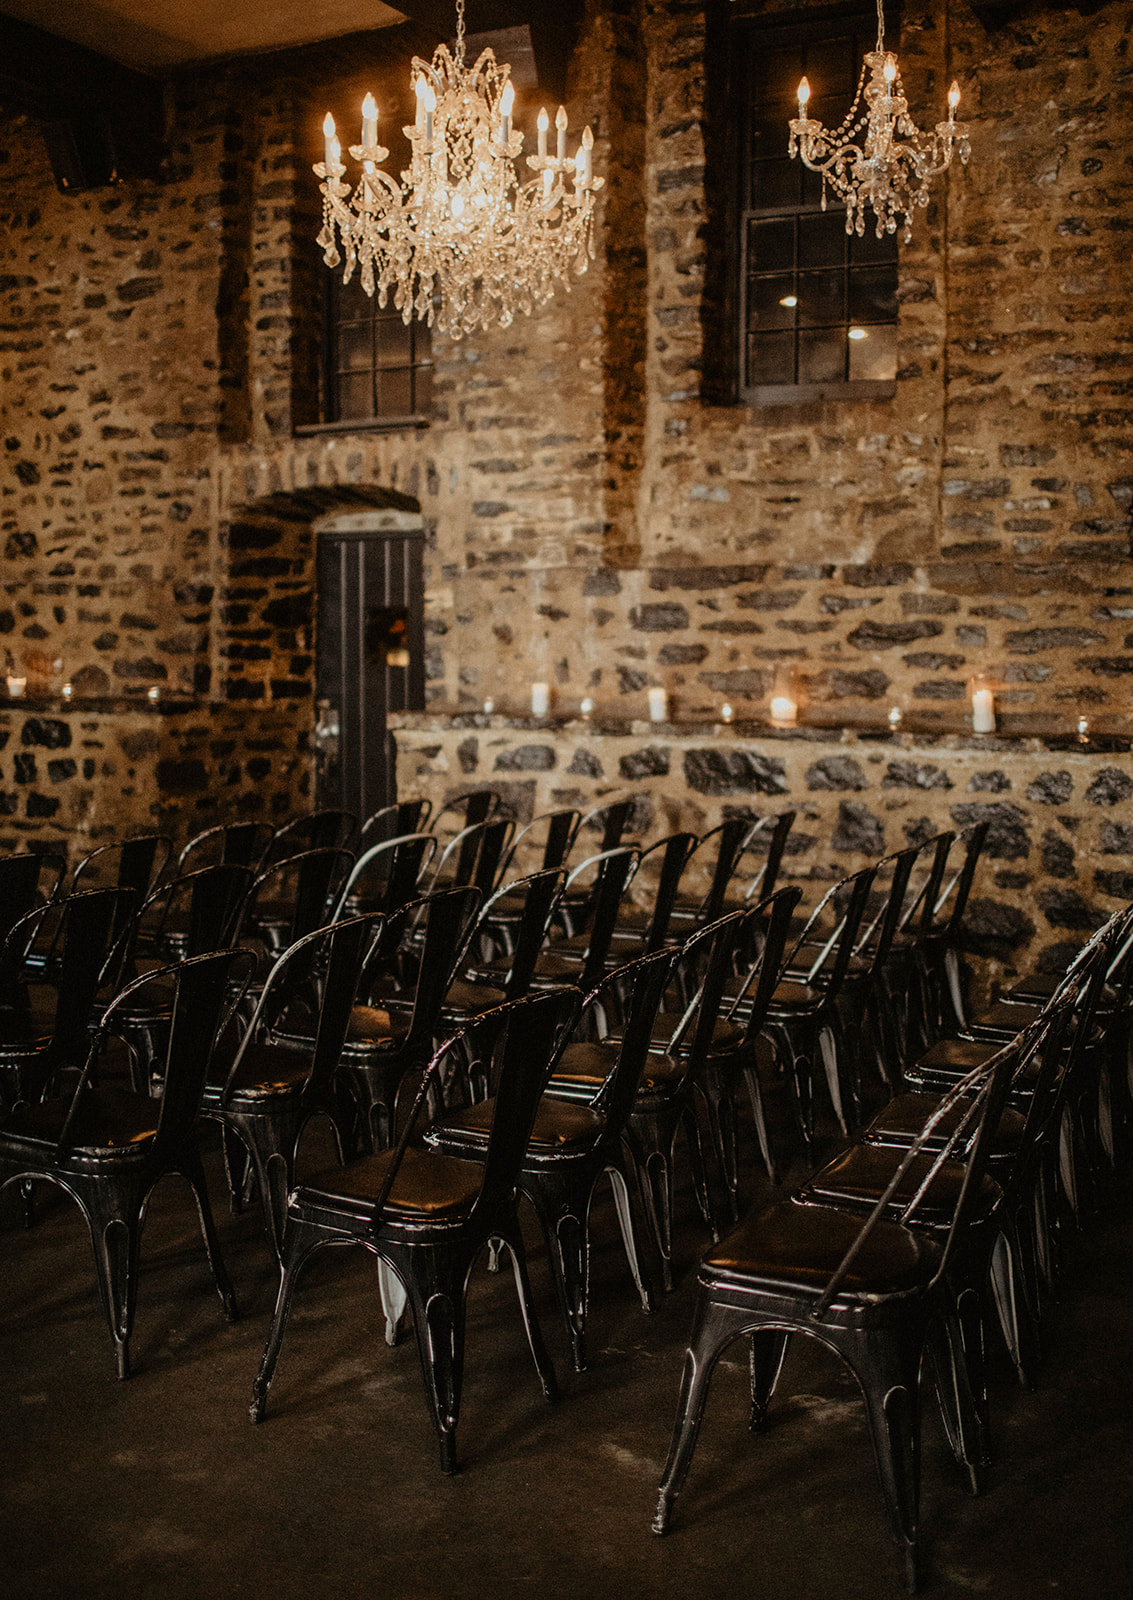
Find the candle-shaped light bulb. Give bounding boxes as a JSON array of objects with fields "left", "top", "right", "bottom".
[
  {"left": 499, "top": 81, "right": 514, "bottom": 146},
  {"left": 323, "top": 112, "right": 337, "bottom": 168},
  {"left": 948, "top": 80, "right": 961, "bottom": 112},
  {"left": 797, "top": 76, "right": 811, "bottom": 113},
  {"left": 537, "top": 107, "right": 549, "bottom": 159},
  {"left": 883, "top": 55, "right": 897, "bottom": 84},
  {"left": 361, "top": 93, "right": 378, "bottom": 147},
  {"left": 415, "top": 73, "right": 428, "bottom": 130},
  {"left": 556, "top": 104, "right": 567, "bottom": 162},
  {"left": 423, "top": 80, "right": 436, "bottom": 142},
  {"left": 971, "top": 684, "right": 996, "bottom": 734}
]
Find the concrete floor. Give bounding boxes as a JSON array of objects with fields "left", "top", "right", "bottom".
[{"left": 4, "top": 1109, "right": 1132, "bottom": 1600}]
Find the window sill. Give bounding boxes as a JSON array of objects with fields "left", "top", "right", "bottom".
[
  {"left": 741, "top": 381, "right": 897, "bottom": 407},
  {"left": 294, "top": 415, "right": 431, "bottom": 437}
]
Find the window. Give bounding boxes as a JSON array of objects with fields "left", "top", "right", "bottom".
[
  {"left": 737, "top": 15, "right": 898, "bottom": 403},
  {"left": 322, "top": 273, "right": 433, "bottom": 427}
]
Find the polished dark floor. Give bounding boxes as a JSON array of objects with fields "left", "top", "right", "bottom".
[{"left": 4, "top": 1099, "right": 1133, "bottom": 1600}]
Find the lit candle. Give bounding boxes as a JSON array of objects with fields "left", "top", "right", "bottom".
[
  {"left": 720, "top": 703, "right": 734, "bottom": 724},
  {"left": 482, "top": 697, "right": 495, "bottom": 715},
  {"left": 648, "top": 687, "right": 668, "bottom": 722},
  {"left": 948, "top": 81, "right": 961, "bottom": 114},
  {"left": 797, "top": 77, "right": 810, "bottom": 117},
  {"left": 361, "top": 93, "right": 378, "bottom": 149},
  {"left": 61, "top": 682, "right": 73, "bottom": 700},
  {"left": 580, "top": 696, "right": 594, "bottom": 718},
  {"left": 499, "top": 82, "right": 514, "bottom": 148},
  {"left": 147, "top": 685, "right": 161, "bottom": 703},
  {"left": 537, "top": 107, "right": 549, "bottom": 160},
  {"left": 556, "top": 105, "right": 567, "bottom": 162},
  {"left": 578, "top": 126, "right": 593, "bottom": 186},
  {"left": 971, "top": 686, "right": 995, "bottom": 734},
  {"left": 769, "top": 693, "right": 797, "bottom": 727},
  {"left": 888, "top": 705, "right": 902, "bottom": 729},
  {"left": 415, "top": 74, "right": 427, "bottom": 134},
  {"left": 1077, "top": 714, "right": 1090, "bottom": 739},
  {"left": 322, "top": 112, "right": 337, "bottom": 170},
  {"left": 531, "top": 682, "right": 550, "bottom": 716},
  {"left": 6, "top": 675, "right": 26, "bottom": 699},
  {"left": 423, "top": 81, "right": 436, "bottom": 144}
]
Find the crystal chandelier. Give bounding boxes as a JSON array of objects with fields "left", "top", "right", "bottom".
[
  {"left": 787, "top": 0, "right": 969, "bottom": 240},
  {"left": 314, "top": 0, "right": 603, "bottom": 340}
]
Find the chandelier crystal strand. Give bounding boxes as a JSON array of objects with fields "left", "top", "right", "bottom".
[
  {"left": 787, "top": 0, "right": 969, "bottom": 240},
  {"left": 313, "top": 0, "right": 603, "bottom": 340}
]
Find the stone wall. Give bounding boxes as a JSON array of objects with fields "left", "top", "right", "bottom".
[{"left": 1, "top": 0, "right": 1131, "bottom": 905}]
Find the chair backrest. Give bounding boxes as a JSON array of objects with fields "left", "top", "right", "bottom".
[
  {"left": 333, "top": 833, "right": 437, "bottom": 920},
  {"left": 932, "top": 822, "right": 990, "bottom": 940},
  {"left": 633, "top": 832, "right": 698, "bottom": 952},
  {"left": 367, "top": 990, "right": 579, "bottom": 1233},
  {"left": 138, "top": 863, "right": 255, "bottom": 960},
  {"left": 221, "top": 912, "right": 387, "bottom": 1108},
  {"left": 357, "top": 798, "right": 433, "bottom": 856},
  {"left": 363, "top": 886, "right": 483, "bottom": 1051},
  {"left": 567, "top": 846, "right": 641, "bottom": 989},
  {"left": 726, "top": 886, "right": 804, "bottom": 1044},
  {"left": 175, "top": 820, "right": 274, "bottom": 878},
  {"left": 0, "top": 853, "right": 62, "bottom": 1002},
  {"left": 71, "top": 833, "right": 172, "bottom": 900},
  {"left": 68, "top": 947, "right": 256, "bottom": 1158},
  {"left": 787, "top": 862, "right": 879, "bottom": 997},
  {"left": 235, "top": 847, "right": 356, "bottom": 949},
  {"left": 574, "top": 796, "right": 637, "bottom": 858},
  {"left": 899, "top": 830, "right": 955, "bottom": 942},
  {"left": 259, "top": 809, "right": 357, "bottom": 871},
  {"left": 582, "top": 947, "right": 678, "bottom": 1131},
  {"left": 854, "top": 846, "right": 921, "bottom": 976},
  {"left": 736, "top": 810, "right": 797, "bottom": 904},
  {"left": 692, "top": 817, "right": 756, "bottom": 924},
  {"left": 474, "top": 867, "right": 567, "bottom": 999},
  {"left": 430, "top": 817, "right": 516, "bottom": 897},
  {"left": 500, "top": 807, "right": 583, "bottom": 879}
]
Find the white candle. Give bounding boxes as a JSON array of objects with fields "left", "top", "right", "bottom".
[
  {"left": 888, "top": 705, "right": 902, "bottom": 728},
  {"left": 323, "top": 112, "right": 337, "bottom": 169},
  {"left": 423, "top": 81, "right": 436, "bottom": 144},
  {"left": 1077, "top": 715, "right": 1089, "bottom": 738},
  {"left": 769, "top": 693, "right": 797, "bottom": 726},
  {"left": 531, "top": 682, "right": 550, "bottom": 716},
  {"left": 537, "top": 108, "right": 549, "bottom": 160},
  {"left": 971, "top": 687, "right": 995, "bottom": 733},
  {"left": 578, "top": 126, "right": 593, "bottom": 186},
  {"left": 556, "top": 105, "right": 567, "bottom": 162},
  {"left": 482, "top": 697, "right": 495, "bottom": 715},
  {"left": 62, "top": 682, "right": 73, "bottom": 700},
  {"left": 720, "top": 703, "right": 734, "bottom": 724},
  {"left": 6, "top": 675, "right": 26, "bottom": 698},
  {"left": 499, "top": 83, "right": 514, "bottom": 148},
  {"left": 648, "top": 687, "right": 668, "bottom": 722},
  {"left": 797, "top": 77, "right": 810, "bottom": 117},
  {"left": 147, "top": 685, "right": 161, "bottom": 703},
  {"left": 361, "top": 94, "right": 378, "bottom": 148},
  {"left": 580, "top": 696, "right": 594, "bottom": 717}
]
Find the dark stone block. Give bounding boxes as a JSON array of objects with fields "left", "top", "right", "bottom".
[
  {"left": 15, "top": 461, "right": 40, "bottom": 486},
  {"left": 883, "top": 761, "right": 954, "bottom": 791},
  {"left": 949, "top": 801, "right": 1030, "bottom": 859},
  {"left": 1026, "top": 771, "right": 1074, "bottom": 806},
  {"left": 0, "top": 793, "right": 17, "bottom": 815},
  {"left": 21, "top": 718, "right": 71, "bottom": 749},
  {"left": 629, "top": 603, "right": 689, "bottom": 632},
  {"left": 583, "top": 570, "right": 621, "bottom": 596},
  {"left": 567, "top": 749, "right": 603, "bottom": 778},
  {"left": 156, "top": 758, "right": 208, "bottom": 793},
  {"left": 0, "top": 609, "right": 14, "bottom": 633},
  {"left": 263, "top": 595, "right": 311, "bottom": 627},
  {"left": 847, "top": 619, "right": 943, "bottom": 650},
  {"left": 1037, "top": 887, "right": 1108, "bottom": 931},
  {"left": 912, "top": 680, "right": 965, "bottom": 700},
  {"left": 225, "top": 679, "right": 265, "bottom": 700},
  {"left": 994, "top": 871, "right": 1031, "bottom": 890},
  {"left": 46, "top": 758, "right": 77, "bottom": 783},
  {"left": 832, "top": 801, "right": 884, "bottom": 855},
  {"left": 903, "top": 653, "right": 965, "bottom": 670},
  {"left": 649, "top": 565, "right": 767, "bottom": 590},
  {"left": 827, "top": 668, "right": 889, "bottom": 699},
  {"left": 120, "top": 730, "right": 159, "bottom": 759},
  {"left": 116, "top": 275, "right": 162, "bottom": 303},
  {"left": 1096, "top": 868, "right": 1133, "bottom": 899},
  {"left": 1041, "top": 831, "right": 1076, "bottom": 879},
  {"left": 969, "top": 771, "right": 1010, "bottom": 793},
  {"left": 684, "top": 748, "right": 788, "bottom": 797},
  {"left": 495, "top": 745, "right": 556, "bottom": 773},
  {"left": 5, "top": 531, "right": 37, "bottom": 559},
  {"left": 82, "top": 759, "right": 95, "bottom": 779},
  {"left": 72, "top": 665, "right": 110, "bottom": 696},
  {"left": 697, "top": 669, "right": 771, "bottom": 696},
  {"left": 902, "top": 816, "right": 939, "bottom": 848},
  {"left": 806, "top": 756, "right": 867, "bottom": 792},
  {"left": 900, "top": 592, "right": 959, "bottom": 614},
  {"left": 619, "top": 746, "right": 670, "bottom": 780},
  {"left": 1075, "top": 657, "right": 1133, "bottom": 676},
  {"left": 227, "top": 521, "right": 282, "bottom": 551},
  {"left": 246, "top": 758, "right": 271, "bottom": 782},
  {"left": 1005, "top": 627, "right": 1104, "bottom": 654},
  {"left": 842, "top": 564, "right": 915, "bottom": 587},
  {"left": 457, "top": 737, "right": 479, "bottom": 775},
  {"left": 113, "top": 657, "right": 168, "bottom": 681},
  {"left": 960, "top": 897, "right": 1036, "bottom": 954},
  {"left": 26, "top": 793, "right": 58, "bottom": 818},
  {"left": 1100, "top": 822, "right": 1133, "bottom": 853},
  {"left": 14, "top": 754, "right": 36, "bottom": 783},
  {"left": 617, "top": 666, "right": 649, "bottom": 694},
  {"left": 658, "top": 643, "right": 708, "bottom": 665},
  {"left": 736, "top": 589, "right": 804, "bottom": 611},
  {"left": 1085, "top": 767, "right": 1133, "bottom": 806}
]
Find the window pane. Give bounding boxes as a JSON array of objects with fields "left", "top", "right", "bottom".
[
  {"left": 336, "top": 321, "right": 372, "bottom": 372},
  {"left": 377, "top": 367, "right": 413, "bottom": 417},
  {"left": 798, "top": 210, "right": 848, "bottom": 269},
  {"left": 804, "top": 34, "right": 858, "bottom": 98},
  {"left": 747, "top": 331, "right": 795, "bottom": 386},
  {"left": 848, "top": 322, "right": 897, "bottom": 381},
  {"left": 751, "top": 157, "right": 801, "bottom": 210},
  {"left": 748, "top": 217, "right": 795, "bottom": 272},
  {"left": 746, "top": 273, "right": 797, "bottom": 331},
  {"left": 851, "top": 226, "right": 899, "bottom": 265},
  {"left": 337, "top": 370, "right": 375, "bottom": 420},
  {"left": 798, "top": 326, "right": 845, "bottom": 384},
  {"left": 339, "top": 275, "right": 372, "bottom": 318},
  {"left": 848, "top": 265, "right": 898, "bottom": 324},
  {"left": 413, "top": 363, "right": 433, "bottom": 413},
  {"left": 374, "top": 314, "right": 414, "bottom": 368},
  {"left": 796, "top": 269, "right": 844, "bottom": 326}
]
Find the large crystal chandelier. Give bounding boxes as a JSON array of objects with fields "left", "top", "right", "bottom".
[
  {"left": 314, "top": 0, "right": 603, "bottom": 340},
  {"left": 787, "top": 0, "right": 969, "bottom": 240}
]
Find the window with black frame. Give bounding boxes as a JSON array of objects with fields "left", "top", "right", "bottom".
[
  {"left": 323, "top": 272, "right": 433, "bottom": 427},
  {"left": 739, "top": 15, "right": 898, "bottom": 402}
]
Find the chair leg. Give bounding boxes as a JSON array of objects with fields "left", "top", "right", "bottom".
[
  {"left": 79, "top": 1182, "right": 145, "bottom": 1380},
  {"left": 653, "top": 1293, "right": 747, "bottom": 1534},
  {"left": 180, "top": 1148, "right": 239, "bottom": 1323},
  {"left": 219, "top": 1111, "right": 301, "bottom": 1264},
  {"left": 844, "top": 1327, "right": 924, "bottom": 1594},
  {"left": 249, "top": 1219, "right": 328, "bottom": 1422},
  {"left": 607, "top": 1163, "right": 655, "bottom": 1317},
  {"left": 526, "top": 1181, "right": 591, "bottom": 1373},
  {"left": 748, "top": 1327, "right": 790, "bottom": 1430},
  {"left": 501, "top": 1230, "right": 560, "bottom": 1406},
  {"left": 741, "top": 1058, "right": 779, "bottom": 1187}
]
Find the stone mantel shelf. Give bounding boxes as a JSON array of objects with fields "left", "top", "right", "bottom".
[{"left": 389, "top": 709, "right": 1132, "bottom": 756}]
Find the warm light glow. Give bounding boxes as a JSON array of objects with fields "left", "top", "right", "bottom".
[
  {"left": 770, "top": 694, "right": 798, "bottom": 726},
  {"left": 797, "top": 76, "right": 811, "bottom": 108},
  {"left": 971, "top": 686, "right": 996, "bottom": 734},
  {"left": 500, "top": 82, "right": 515, "bottom": 117},
  {"left": 848, "top": 327, "right": 867, "bottom": 340},
  {"left": 323, "top": 112, "right": 335, "bottom": 137},
  {"left": 780, "top": 294, "right": 798, "bottom": 307},
  {"left": 948, "top": 81, "right": 961, "bottom": 110},
  {"left": 883, "top": 55, "right": 897, "bottom": 83}
]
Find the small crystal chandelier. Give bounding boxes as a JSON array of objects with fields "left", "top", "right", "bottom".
[
  {"left": 787, "top": 0, "right": 969, "bottom": 240},
  {"left": 314, "top": 0, "right": 603, "bottom": 340}
]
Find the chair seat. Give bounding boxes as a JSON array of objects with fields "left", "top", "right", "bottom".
[
  {"left": 797, "top": 1144, "right": 1001, "bottom": 1229},
  {"left": 3, "top": 1086, "right": 159, "bottom": 1157},
  {"left": 965, "top": 999, "right": 1042, "bottom": 1040},
  {"left": 764, "top": 979, "right": 824, "bottom": 1012},
  {"left": 442, "top": 979, "right": 507, "bottom": 1015},
  {"left": 865, "top": 1091, "right": 1026, "bottom": 1154},
  {"left": 902, "top": 1036, "right": 997, "bottom": 1089},
  {"left": 0, "top": 1010, "right": 53, "bottom": 1054},
  {"left": 297, "top": 1147, "right": 483, "bottom": 1223},
  {"left": 702, "top": 1198, "right": 939, "bottom": 1300},
  {"left": 429, "top": 1095, "right": 606, "bottom": 1158},
  {"left": 204, "top": 1042, "right": 311, "bottom": 1106},
  {"left": 326, "top": 1004, "right": 411, "bottom": 1062},
  {"left": 547, "top": 1038, "right": 685, "bottom": 1103}
]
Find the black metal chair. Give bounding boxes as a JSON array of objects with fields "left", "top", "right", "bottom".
[
  {"left": 721, "top": 809, "right": 797, "bottom": 913},
  {"left": 172, "top": 820, "right": 274, "bottom": 879},
  {"left": 202, "top": 912, "right": 388, "bottom": 1260},
  {"left": 331, "top": 832, "right": 436, "bottom": 919},
  {"left": 249, "top": 989, "right": 578, "bottom": 1473},
  {"left": 651, "top": 1008, "right": 1029, "bottom": 1593},
  {"left": 506, "top": 846, "right": 640, "bottom": 994},
  {"left": 427, "top": 947, "right": 676, "bottom": 1370},
  {"left": 667, "top": 817, "right": 756, "bottom": 932},
  {"left": 604, "top": 831, "right": 699, "bottom": 961},
  {"left": 257, "top": 808, "right": 357, "bottom": 872},
  {"left": 476, "top": 808, "right": 582, "bottom": 953},
  {"left": 556, "top": 797, "right": 640, "bottom": 936},
  {"left": 356, "top": 798, "right": 433, "bottom": 858},
  {"left": 0, "top": 947, "right": 253, "bottom": 1378},
  {"left": 0, "top": 851, "right": 66, "bottom": 1009},
  {"left": 234, "top": 846, "right": 355, "bottom": 958},
  {"left": 441, "top": 867, "right": 568, "bottom": 1031},
  {"left": 23, "top": 834, "right": 170, "bottom": 984}
]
